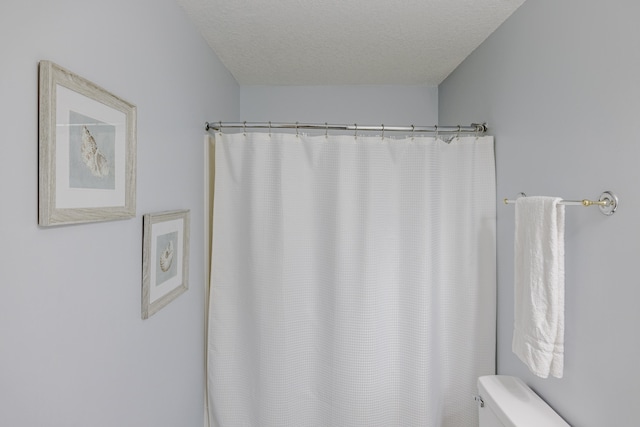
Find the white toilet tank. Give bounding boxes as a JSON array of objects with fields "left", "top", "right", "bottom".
[{"left": 476, "top": 375, "right": 570, "bottom": 427}]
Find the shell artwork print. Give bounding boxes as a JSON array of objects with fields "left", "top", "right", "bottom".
[
  {"left": 80, "top": 125, "right": 109, "bottom": 177},
  {"left": 159, "top": 240, "right": 174, "bottom": 273}
]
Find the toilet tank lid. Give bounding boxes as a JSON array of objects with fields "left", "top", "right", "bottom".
[{"left": 478, "top": 376, "right": 570, "bottom": 427}]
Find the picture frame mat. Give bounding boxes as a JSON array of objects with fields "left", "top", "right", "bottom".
[
  {"left": 149, "top": 217, "right": 185, "bottom": 303},
  {"left": 55, "top": 84, "right": 127, "bottom": 208}
]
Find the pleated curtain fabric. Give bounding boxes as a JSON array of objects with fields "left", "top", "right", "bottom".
[{"left": 208, "top": 132, "right": 496, "bottom": 427}]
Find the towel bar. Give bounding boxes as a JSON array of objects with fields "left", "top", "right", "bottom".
[{"left": 503, "top": 191, "right": 618, "bottom": 216}]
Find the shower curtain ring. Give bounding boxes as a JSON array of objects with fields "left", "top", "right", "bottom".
[
  {"left": 218, "top": 121, "right": 223, "bottom": 135},
  {"left": 411, "top": 124, "right": 415, "bottom": 140},
  {"left": 295, "top": 121, "right": 299, "bottom": 138},
  {"left": 268, "top": 121, "right": 272, "bottom": 137},
  {"left": 325, "top": 122, "right": 328, "bottom": 138},
  {"left": 354, "top": 123, "right": 358, "bottom": 139},
  {"left": 381, "top": 124, "right": 385, "bottom": 139},
  {"left": 434, "top": 125, "right": 438, "bottom": 139},
  {"left": 457, "top": 125, "right": 461, "bottom": 140},
  {"left": 243, "top": 121, "right": 246, "bottom": 136}
]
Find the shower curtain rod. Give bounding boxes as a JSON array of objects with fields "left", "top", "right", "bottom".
[{"left": 205, "top": 121, "right": 488, "bottom": 135}]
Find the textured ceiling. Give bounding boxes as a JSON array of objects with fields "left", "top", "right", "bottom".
[{"left": 176, "top": 0, "right": 526, "bottom": 85}]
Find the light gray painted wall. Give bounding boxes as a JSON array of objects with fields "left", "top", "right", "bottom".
[
  {"left": 240, "top": 85, "right": 438, "bottom": 125},
  {"left": 439, "top": 1, "right": 640, "bottom": 425},
  {"left": 0, "top": 0, "right": 239, "bottom": 426}
]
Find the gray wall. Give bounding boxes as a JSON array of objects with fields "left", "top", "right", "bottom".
[
  {"left": 241, "top": 85, "right": 438, "bottom": 125},
  {"left": 0, "top": 0, "right": 239, "bottom": 426},
  {"left": 439, "top": 1, "right": 640, "bottom": 425}
]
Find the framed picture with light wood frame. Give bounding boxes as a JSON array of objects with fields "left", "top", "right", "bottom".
[
  {"left": 142, "top": 210, "right": 190, "bottom": 319},
  {"left": 38, "top": 60, "right": 136, "bottom": 226}
]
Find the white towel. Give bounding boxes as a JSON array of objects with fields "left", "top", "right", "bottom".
[{"left": 512, "top": 196, "right": 565, "bottom": 379}]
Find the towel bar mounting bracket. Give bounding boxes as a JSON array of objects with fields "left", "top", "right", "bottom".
[{"left": 598, "top": 191, "right": 618, "bottom": 216}]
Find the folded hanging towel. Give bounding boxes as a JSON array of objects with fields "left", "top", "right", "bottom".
[{"left": 512, "top": 196, "right": 565, "bottom": 379}]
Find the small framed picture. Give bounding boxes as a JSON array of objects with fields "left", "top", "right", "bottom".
[
  {"left": 142, "top": 210, "right": 190, "bottom": 319},
  {"left": 38, "top": 60, "right": 136, "bottom": 226}
]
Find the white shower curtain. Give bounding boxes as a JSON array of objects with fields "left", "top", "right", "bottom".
[{"left": 207, "top": 132, "right": 496, "bottom": 427}]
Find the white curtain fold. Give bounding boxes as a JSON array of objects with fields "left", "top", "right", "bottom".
[{"left": 208, "top": 132, "right": 496, "bottom": 427}]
